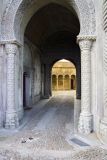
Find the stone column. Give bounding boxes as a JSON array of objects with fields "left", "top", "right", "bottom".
[
  {"left": 0, "top": 45, "right": 3, "bottom": 127},
  {"left": 100, "top": 0, "right": 107, "bottom": 138},
  {"left": 63, "top": 76, "right": 64, "bottom": 90},
  {"left": 77, "top": 35, "right": 95, "bottom": 134},
  {"left": 44, "top": 64, "right": 51, "bottom": 98},
  {"left": 56, "top": 76, "right": 58, "bottom": 90},
  {"left": 5, "top": 43, "right": 19, "bottom": 129}
]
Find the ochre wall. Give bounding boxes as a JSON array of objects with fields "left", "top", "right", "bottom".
[{"left": 52, "top": 61, "right": 76, "bottom": 90}]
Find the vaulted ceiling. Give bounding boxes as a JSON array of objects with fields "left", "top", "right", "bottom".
[{"left": 25, "top": 3, "right": 80, "bottom": 50}]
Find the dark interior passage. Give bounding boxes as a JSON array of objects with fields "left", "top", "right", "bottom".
[{"left": 23, "top": 2, "right": 81, "bottom": 114}]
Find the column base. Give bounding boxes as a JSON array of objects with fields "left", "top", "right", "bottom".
[
  {"left": 43, "top": 95, "right": 51, "bottom": 99},
  {"left": 100, "top": 119, "right": 107, "bottom": 138},
  {"left": 99, "top": 119, "right": 107, "bottom": 144},
  {"left": 0, "top": 112, "right": 3, "bottom": 128},
  {"left": 5, "top": 111, "right": 19, "bottom": 129},
  {"left": 78, "top": 113, "right": 93, "bottom": 134}
]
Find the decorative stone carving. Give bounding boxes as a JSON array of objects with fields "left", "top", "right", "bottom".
[
  {"left": 103, "top": 0, "right": 107, "bottom": 116},
  {"left": 103, "top": 0, "right": 107, "bottom": 32},
  {"left": 0, "top": 45, "right": 3, "bottom": 128},
  {"left": 1, "top": 0, "right": 95, "bottom": 43},
  {"left": 100, "top": 0, "right": 107, "bottom": 140},
  {"left": 100, "top": 119, "right": 107, "bottom": 137},
  {"left": 77, "top": 35, "right": 96, "bottom": 134},
  {"left": 5, "top": 43, "right": 19, "bottom": 129}
]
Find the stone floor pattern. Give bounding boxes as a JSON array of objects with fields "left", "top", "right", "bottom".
[{"left": 0, "top": 91, "right": 107, "bottom": 159}]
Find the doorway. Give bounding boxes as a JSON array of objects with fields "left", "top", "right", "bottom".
[{"left": 23, "top": 72, "right": 31, "bottom": 109}]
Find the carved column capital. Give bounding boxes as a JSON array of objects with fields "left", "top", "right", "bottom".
[
  {"left": 103, "top": 0, "right": 107, "bottom": 32},
  {"left": 77, "top": 35, "right": 96, "bottom": 51},
  {"left": 5, "top": 43, "right": 18, "bottom": 55}
]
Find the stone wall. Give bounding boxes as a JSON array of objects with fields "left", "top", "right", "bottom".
[
  {"left": 0, "top": 0, "right": 10, "bottom": 30},
  {"left": 23, "top": 39, "right": 42, "bottom": 106},
  {"left": 92, "top": 0, "right": 103, "bottom": 133}
]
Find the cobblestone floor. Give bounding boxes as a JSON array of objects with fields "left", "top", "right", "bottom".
[{"left": 0, "top": 91, "right": 107, "bottom": 159}]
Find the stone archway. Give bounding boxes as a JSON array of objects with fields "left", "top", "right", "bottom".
[
  {"left": 0, "top": 0, "right": 95, "bottom": 43},
  {"left": 0, "top": 0, "right": 96, "bottom": 134}
]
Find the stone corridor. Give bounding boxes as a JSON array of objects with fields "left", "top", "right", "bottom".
[
  {"left": 0, "top": 91, "right": 106, "bottom": 159},
  {"left": 23, "top": 91, "right": 74, "bottom": 132}
]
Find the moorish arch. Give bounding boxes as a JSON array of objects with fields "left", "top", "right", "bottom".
[
  {"left": 0, "top": 0, "right": 96, "bottom": 43},
  {"left": 0, "top": 0, "right": 96, "bottom": 135}
]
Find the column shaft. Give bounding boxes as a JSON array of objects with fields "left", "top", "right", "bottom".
[
  {"left": 63, "top": 76, "right": 64, "bottom": 90},
  {"left": 5, "top": 43, "right": 19, "bottom": 129},
  {"left": 103, "top": 34, "right": 107, "bottom": 119},
  {"left": 0, "top": 45, "right": 3, "bottom": 127},
  {"left": 56, "top": 76, "right": 58, "bottom": 90},
  {"left": 77, "top": 36, "right": 95, "bottom": 134},
  {"left": 100, "top": 0, "right": 107, "bottom": 139},
  {"left": 44, "top": 64, "right": 51, "bottom": 98},
  {"left": 100, "top": 34, "right": 107, "bottom": 137}
]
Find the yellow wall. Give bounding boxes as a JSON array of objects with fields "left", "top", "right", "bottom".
[{"left": 52, "top": 60, "right": 76, "bottom": 90}]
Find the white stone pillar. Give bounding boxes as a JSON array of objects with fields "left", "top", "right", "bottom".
[
  {"left": 5, "top": 43, "right": 19, "bottom": 129},
  {"left": 77, "top": 35, "right": 96, "bottom": 134},
  {"left": 100, "top": 0, "right": 107, "bottom": 138},
  {"left": 0, "top": 45, "right": 3, "bottom": 127}
]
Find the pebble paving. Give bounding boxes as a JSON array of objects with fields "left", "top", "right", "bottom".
[{"left": 0, "top": 91, "right": 107, "bottom": 159}]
